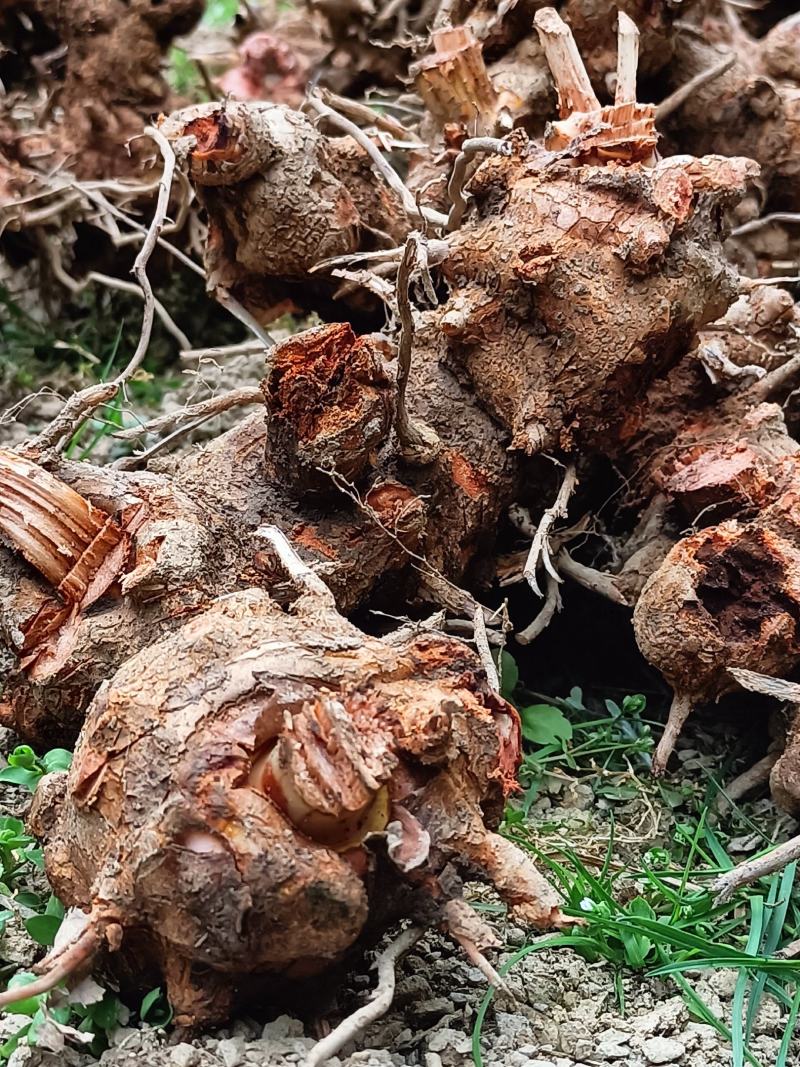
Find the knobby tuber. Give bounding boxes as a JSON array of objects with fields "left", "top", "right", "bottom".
[
  {"left": 1, "top": 0, "right": 205, "bottom": 179},
  {"left": 0, "top": 316, "right": 515, "bottom": 745},
  {"left": 0, "top": 537, "right": 563, "bottom": 1025},
  {"left": 6, "top": 3, "right": 800, "bottom": 1030}
]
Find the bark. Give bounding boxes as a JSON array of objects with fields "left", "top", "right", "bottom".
[{"left": 661, "top": 13, "right": 800, "bottom": 208}]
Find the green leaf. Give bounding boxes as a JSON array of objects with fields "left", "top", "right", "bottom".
[
  {"left": 519, "top": 705, "right": 573, "bottom": 745},
  {"left": 2, "top": 973, "right": 46, "bottom": 1016},
  {"left": 140, "top": 987, "right": 173, "bottom": 1028},
  {"left": 7, "top": 746, "right": 38, "bottom": 770},
  {"left": 0, "top": 767, "right": 41, "bottom": 790},
  {"left": 42, "top": 749, "right": 72, "bottom": 774},
  {"left": 25, "top": 913, "right": 63, "bottom": 947},
  {"left": 87, "top": 992, "right": 123, "bottom": 1031},
  {"left": 499, "top": 651, "right": 519, "bottom": 700}
]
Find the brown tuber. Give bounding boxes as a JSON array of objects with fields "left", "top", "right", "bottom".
[{"left": 4, "top": 533, "right": 563, "bottom": 1026}]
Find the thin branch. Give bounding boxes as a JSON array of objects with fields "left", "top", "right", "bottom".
[
  {"left": 114, "top": 385, "right": 263, "bottom": 441},
  {"left": 305, "top": 90, "right": 448, "bottom": 230},
  {"left": 113, "top": 410, "right": 223, "bottom": 469},
  {"left": 473, "top": 607, "right": 500, "bottom": 691},
  {"left": 713, "top": 834, "right": 800, "bottom": 903},
  {"left": 516, "top": 572, "right": 562, "bottom": 645},
  {"left": 26, "top": 127, "right": 177, "bottom": 457},
  {"left": 745, "top": 276, "right": 800, "bottom": 287},
  {"left": 558, "top": 547, "right": 629, "bottom": 606},
  {"left": 255, "top": 524, "right": 337, "bottom": 610},
  {"left": 447, "top": 137, "right": 512, "bottom": 232},
  {"left": 305, "top": 926, "right": 424, "bottom": 1067},
  {"left": 732, "top": 212, "right": 800, "bottom": 238},
  {"left": 318, "top": 87, "right": 415, "bottom": 140},
  {"left": 656, "top": 53, "right": 735, "bottom": 123},
  {"left": 181, "top": 339, "right": 264, "bottom": 363},
  {"left": 40, "top": 238, "right": 190, "bottom": 351},
  {"left": 713, "top": 752, "right": 778, "bottom": 816}
]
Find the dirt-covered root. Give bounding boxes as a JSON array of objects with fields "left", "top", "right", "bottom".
[
  {"left": 0, "top": 317, "right": 518, "bottom": 745},
  {"left": 157, "top": 100, "right": 410, "bottom": 322},
  {"left": 2, "top": 0, "right": 204, "bottom": 179},
  {"left": 634, "top": 511, "right": 800, "bottom": 774},
  {"left": 18, "top": 572, "right": 562, "bottom": 1026},
  {"left": 661, "top": 12, "right": 800, "bottom": 208},
  {"left": 436, "top": 142, "right": 756, "bottom": 455}
]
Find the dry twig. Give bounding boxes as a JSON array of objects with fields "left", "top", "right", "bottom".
[
  {"left": 113, "top": 386, "right": 264, "bottom": 442},
  {"left": 25, "top": 127, "right": 177, "bottom": 458},
  {"left": 520, "top": 464, "right": 578, "bottom": 598},
  {"left": 655, "top": 53, "right": 736, "bottom": 123},
  {"left": 394, "top": 237, "right": 442, "bottom": 464},
  {"left": 713, "top": 835, "right": 800, "bottom": 903},
  {"left": 305, "top": 91, "right": 448, "bottom": 230}
]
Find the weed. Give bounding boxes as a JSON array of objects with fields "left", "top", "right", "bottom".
[
  {"left": 0, "top": 745, "right": 72, "bottom": 792},
  {"left": 473, "top": 663, "right": 800, "bottom": 1067}
]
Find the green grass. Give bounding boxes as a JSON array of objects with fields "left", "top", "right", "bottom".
[{"left": 473, "top": 664, "right": 800, "bottom": 1067}]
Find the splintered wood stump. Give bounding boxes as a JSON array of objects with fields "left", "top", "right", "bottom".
[{"left": 15, "top": 562, "right": 562, "bottom": 1026}]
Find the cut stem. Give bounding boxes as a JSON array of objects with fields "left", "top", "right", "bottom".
[
  {"left": 615, "top": 12, "right": 639, "bottom": 106},
  {"left": 533, "top": 8, "right": 600, "bottom": 117}
]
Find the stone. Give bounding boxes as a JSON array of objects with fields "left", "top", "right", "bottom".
[
  {"left": 261, "top": 1015, "right": 305, "bottom": 1041},
  {"left": 595, "top": 1029, "right": 632, "bottom": 1060},
  {"left": 631, "top": 998, "right": 687, "bottom": 1035},
  {"left": 426, "top": 1028, "right": 473, "bottom": 1054},
  {"left": 170, "top": 1045, "right": 200, "bottom": 1067},
  {"left": 642, "top": 1037, "right": 686, "bottom": 1064},
  {"left": 216, "top": 1038, "right": 245, "bottom": 1067},
  {"left": 408, "top": 998, "right": 454, "bottom": 1026}
]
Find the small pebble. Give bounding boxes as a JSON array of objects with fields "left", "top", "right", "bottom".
[
  {"left": 170, "top": 1044, "right": 200, "bottom": 1067},
  {"left": 216, "top": 1037, "right": 244, "bottom": 1067},
  {"left": 642, "top": 1036, "right": 686, "bottom": 1064}
]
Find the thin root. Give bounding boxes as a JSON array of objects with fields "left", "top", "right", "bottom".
[
  {"left": 520, "top": 463, "right": 577, "bottom": 598},
  {"left": 304, "top": 926, "right": 424, "bottom": 1067},
  {"left": 652, "top": 691, "right": 693, "bottom": 776},
  {"left": 0, "top": 922, "right": 99, "bottom": 1010},
  {"left": 712, "top": 833, "right": 800, "bottom": 904}
]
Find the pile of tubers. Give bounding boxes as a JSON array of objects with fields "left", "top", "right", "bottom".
[{"left": 2, "top": 0, "right": 800, "bottom": 1039}]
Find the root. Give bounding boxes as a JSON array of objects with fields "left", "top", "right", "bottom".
[
  {"left": 652, "top": 691, "right": 693, "bottom": 777},
  {"left": 520, "top": 464, "right": 578, "bottom": 599},
  {"left": 304, "top": 926, "right": 424, "bottom": 1067},
  {"left": 712, "top": 834, "right": 800, "bottom": 904},
  {"left": 655, "top": 53, "right": 736, "bottom": 124},
  {"left": 25, "top": 127, "right": 177, "bottom": 459},
  {"left": 304, "top": 90, "right": 446, "bottom": 230},
  {"left": 714, "top": 752, "right": 779, "bottom": 816},
  {"left": 394, "top": 237, "right": 442, "bottom": 465},
  {"left": 516, "top": 573, "right": 562, "bottom": 646},
  {"left": 0, "top": 920, "right": 99, "bottom": 1010}
]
